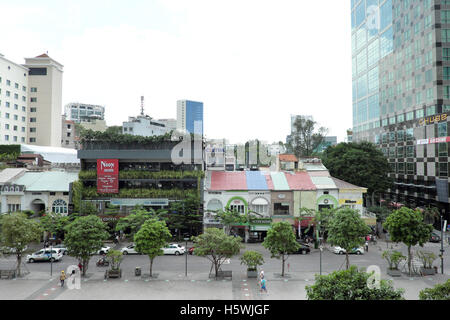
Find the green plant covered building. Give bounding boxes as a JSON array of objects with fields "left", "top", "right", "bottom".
[{"left": 72, "top": 131, "right": 204, "bottom": 216}]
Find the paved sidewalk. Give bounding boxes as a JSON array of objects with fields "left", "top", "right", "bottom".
[{"left": 1, "top": 268, "right": 447, "bottom": 300}]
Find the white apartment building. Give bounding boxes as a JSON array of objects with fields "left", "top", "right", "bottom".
[
  {"left": 65, "top": 102, "right": 105, "bottom": 123},
  {"left": 0, "top": 54, "right": 29, "bottom": 144},
  {"left": 24, "top": 53, "right": 63, "bottom": 147},
  {"left": 122, "top": 115, "right": 170, "bottom": 137}
]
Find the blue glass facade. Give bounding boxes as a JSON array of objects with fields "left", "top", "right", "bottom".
[
  {"left": 350, "top": 0, "right": 450, "bottom": 213},
  {"left": 185, "top": 100, "right": 204, "bottom": 136},
  {"left": 352, "top": 0, "right": 393, "bottom": 133}
]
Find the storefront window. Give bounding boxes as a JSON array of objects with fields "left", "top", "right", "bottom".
[{"left": 273, "top": 203, "right": 290, "bottom": 215}]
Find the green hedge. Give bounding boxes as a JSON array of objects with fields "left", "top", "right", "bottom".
[
  {"left": 80, "top": 130, "right": 173, "bottom": 145},
  {"left": 79, "top": 170, "right": 204, "bottom": 180},
  {"left": 82, "top": 187, "right": 198, "bottom": 200},
  {"left": 0, "top": 145, "right": 20, "bottom": 154}
]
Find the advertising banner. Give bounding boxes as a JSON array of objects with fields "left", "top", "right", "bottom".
[
  {"left": 97, "top": 159, "right": 119, "bottom": 194},
  {"left": 416, "top": 137, "right": 450, "bottom": 145}
]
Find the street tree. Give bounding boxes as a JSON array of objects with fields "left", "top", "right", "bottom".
[
  {"left": 39, "top": 212, "right": 70, "bottom": 241},
  {"left": 116, "top": 207, "right": 165, "bottom": 237},
  {"left": 134, "top": 218, "right": 172, "bottom": 278},
  {"left": 262, "top": 221, "right": 300, "bottom": 277},
  {"left": 192, "top": 228, "right": 242, "bottom": 278},
  {"left": 383, "top": 207, "right": 433, "bottom": 276},
  {"left": 106, "top": 249, "right": 124, "bottom": 271},
  {"left": 321, "top": 142, "right": 393, "bottom": 206},
  {"left": 306, "top": 266, "right": 404, "bottom": 300},
  {"left": 215, "top": 207, "right": 248, "bottom": 236},
  {"left": 285, "top": 117, "right": 328, "bottom": 158},
  {"left": 327, "top": 208, "right": 371, "bottom": 269},
  {"left": 165, "top": 194, "right": 203, "bottom": 237},
  {"left": 64, "top": 215, "right": 109, "bottom": 276},
  {"left": 1, "top": 212, "right": 42, "bottom": 276},
  {"left": 299, "top": 207, "right": 337, "bottom": 243}
]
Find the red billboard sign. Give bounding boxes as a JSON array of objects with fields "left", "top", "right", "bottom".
[{"left": 97, "top": 159, "right": 119, "bottom": 194}]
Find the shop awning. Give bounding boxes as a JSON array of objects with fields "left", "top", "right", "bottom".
[{"left": 251, "top": 198, "right": 269, "bottom": 205}]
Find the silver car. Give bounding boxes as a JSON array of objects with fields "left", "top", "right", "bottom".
[
  {"left": 27, "top": 248, "right": 63, "bottom": 263},
  {"left": 121, "top": 244, "right": 140, "bottom": 255}
]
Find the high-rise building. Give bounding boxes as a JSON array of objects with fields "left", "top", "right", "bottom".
[
  {"left": 65, "top": 102, "right": 105, "bottom": 123},
  {"left": 0, "top": 53, "right": 63, "bottom": 147},
  {"left": 24, "top": 53, "right": 63, "bottom": 147},
  {"left": 351, "top": 0, "right": 449, "bottom": 214},
  {"left": 177, "top": 100, "right": 204, "bottom": 136},
  {"left": 0, "top": 54, "right": 29, "bottom": 144}
]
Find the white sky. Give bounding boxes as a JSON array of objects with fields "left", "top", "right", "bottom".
[{"left": 0, "top": 0, "right": 352, "bottom": 145}]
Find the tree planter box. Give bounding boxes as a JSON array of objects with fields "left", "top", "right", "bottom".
[
  {"left": 387, "top": 269, "right": 402, "bottom": 277},
  {"left": 247, "top": 270, "right": 258, "bottom": 278},
  {"left": 105, "top": 269, "right": 122, "bottom": 279},
  {"left": 420, "top": 268, "right": 436, "bottom": 276}
]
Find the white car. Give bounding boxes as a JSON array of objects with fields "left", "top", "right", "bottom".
[
  {"left": 333, "top": 246, "right": 364, "bottom": 255},
  {"left": 27, "top": 249, "right": 63, "bottom": 263},
  {"left": 94, "top": 246, "right": 111, "bottom": 255},
  {"left": 121, "top": 244, "right": 140, "bottom": 255},
  {"left": 162, "top": 244, "right": 185, "bottom": 255},
  {"left": 52, "top": 244, "right": 68, "bottom": 255}
]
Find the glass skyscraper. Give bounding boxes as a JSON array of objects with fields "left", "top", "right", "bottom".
[
  {"left": 351, "top": 0, "right": 449, "bottom": 215},
  {"left": 177, "top": 100, "right": 204, "bottom": 136}
]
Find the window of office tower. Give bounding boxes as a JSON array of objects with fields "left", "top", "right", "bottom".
[
  {"left": 29, "top": 68, "right": 47, "bottom": 76},
  {"left": 438, "top": 122, "right": 448, "bottom": 137}
]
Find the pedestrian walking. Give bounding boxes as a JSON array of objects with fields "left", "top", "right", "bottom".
[
  {"left": 259, "top": 270, "right": 264, "bottom": 281},
  {"left": 260, "top": 277, "right": 268, "bottom": 294},
  {"left": 78, "top": 262, "right": 83, "bottom": 272},
  {"left": 372, "top": 235, "right": 377, "bottom": 244},
  {"left": 365, "top": 241, "right": 369, "bottom": 252},
  {"left": 60, "top": 271, "right": 66, "bottom": 287}
]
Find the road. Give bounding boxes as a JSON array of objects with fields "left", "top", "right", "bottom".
[{"left": 0, "top": 239, "right": 449, "bottom": 300}]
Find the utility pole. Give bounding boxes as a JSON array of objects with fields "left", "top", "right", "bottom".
[{"left": 440, "top": 210, "right": 446, "bottom": 275}]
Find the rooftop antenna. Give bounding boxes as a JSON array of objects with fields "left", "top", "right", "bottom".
[{"left": 140, "top": 96, "right": 145, "bottom": 116}]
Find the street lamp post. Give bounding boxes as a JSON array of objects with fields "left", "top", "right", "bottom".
[
  {"left": 50, "top": 242, "right": 53, "bottom": 277},
  {"left": 318, "top": 221, "right": 322, "bottom": 276},
  {"left": 184, "top": 236, "right": 190, "bottom": 277},
  {"left": 440, "top": 210, "right": 445, "bottom": 275}
]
